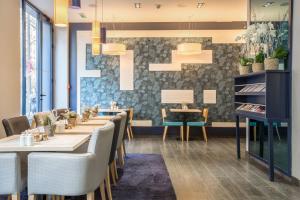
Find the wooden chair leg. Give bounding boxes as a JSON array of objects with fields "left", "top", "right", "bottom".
[
  {"left": 87, "top": 191, "right": 94, "bottom": 200},
  {"left": 187, "top": 126, "right": 190, "bottom": 142},
  {"left": 28, "top": 195, "right": 36, "bottom": 200},
  {"left": 7, "top": 195, "right": 12, "bottom": 200},
  {"left": 100, "top": 181, "right": 106, "bottom": 200},
  {"left": 122, "top": 140, "right": 127, "bottom": 157},
  {"left": 254, "top": 126, "right": 257, "bottom": 142},
  {"left": 129, "top": 126, "right": 134, "bottom": 139},
  {"left": 105, "top": 168, "right": 113, "bottom": 200},
  {"left": 110, "top": 163, "right": 117, "bottom": 185},
  {"left": 163, "top": 126, "right": 168, "bottom": 141},
  {"left": 11, "top": 194, "right": 20, "bottom": 200},
  {"left": 51, "top": 195, "right": 56, "bottom": 200},
  {"left": 180, "top": 126, "right": 184, "bottom": 142},
  {"left": 202, "top": 126, "right": 208, "bottom": 143},
  {"left": 55, "top": 196, "right": 60, "bottom": 200},
  {"left": 127, "top": 127, "right": 131, "bottom": 141},
  {"left": 117, "top": 147, "right": 124, "bottom": 167},
  {"left": 113, "top": 160, "right": 118, "bottom": 180},
  {"left": 61, "top": 196, "right": 65, "bottom": 200}
]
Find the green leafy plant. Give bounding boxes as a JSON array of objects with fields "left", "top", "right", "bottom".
[
  {"left": 272, "top": 46, "right": 288, "bottom": 60},
  {"left": 255, "top": 51, "right": 265, "bottom": 63},
  {"left": 240, "top": 57, "right": 254, "bottom": 66},
  {"left": 69, "top": 111, "right": 77, "bottom": 118}
]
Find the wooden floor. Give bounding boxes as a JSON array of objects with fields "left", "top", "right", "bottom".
[{"left": 125, "top": 135, "right": 300, "bottom": 200}]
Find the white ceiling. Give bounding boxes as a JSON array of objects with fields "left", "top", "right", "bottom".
[{"left": 28, "top": 0, "right": 247, "bottom": 22}]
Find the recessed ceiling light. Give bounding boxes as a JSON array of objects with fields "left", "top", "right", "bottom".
[
  {"left": 197, "top": 2, "right": 205, "bottom": 8},
  {"left": 134, "top": 3, "right": 141, "bottom": 8},
  {"left": 262, "top": 2, "right": 274, "bottom": 7}
]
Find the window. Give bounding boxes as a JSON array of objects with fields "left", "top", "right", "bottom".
[{"left": 22, "top": 1, "right": 53, "bottom": 117}]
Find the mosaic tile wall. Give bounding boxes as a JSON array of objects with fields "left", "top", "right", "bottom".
[{"left": 81, "top": 37, "right": 242, "bottom": 126}]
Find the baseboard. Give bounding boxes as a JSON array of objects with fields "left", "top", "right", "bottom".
[{"left": 132, "top": 126, "right": 246, "bottom": 138}]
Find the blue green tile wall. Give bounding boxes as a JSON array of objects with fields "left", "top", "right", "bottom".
[{"left": 80, "top": 37, "right": 242, "bottom": 126}]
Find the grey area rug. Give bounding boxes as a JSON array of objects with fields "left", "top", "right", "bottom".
[
  {"left": 0, "top": 154, "right": 176, "bottom": 200},
  {"left": 111, "top": 154, "right": 177, "bottom": 200}
]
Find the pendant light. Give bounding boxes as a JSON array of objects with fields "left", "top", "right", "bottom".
[
  {"left": 102, "top": 43, "right": 126, "bottom": 55},
  {"left": 177, "top": 20, "right": 202, "bottom": 55},
  {"left": 69, "top": 0, "right": 81, "bottom": 9},
  {"left": 54, "top": 0, "right": 68, "bottom": 27},
  {"left": 100, "top": 0, "right": 107, "bottom": 44},
  {"left": 92, "top": 0, "right": 101, "bottom": 55},
  {"left": 177, "top": 43, "right": 202, "bottom": 55},
  {"left": 102, "top": 18, "right": 126, "bottom": 55}
]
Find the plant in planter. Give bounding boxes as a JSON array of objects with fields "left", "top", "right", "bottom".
[
  {"left": 265, "top": 46, "right": 288, "bottom": 70},
  {"left": 90, "top": 105, "right": 99, "bottom": 117},
  {"left": 252, "top": 51, "right": 265, "bottom": 72},
  {"left": 68, "top": 111, "right": 78, "bottom": 127},
  {"left": 239, "top": 57, "right": 253, "bottom": 75},
  {"left": 43, "top": 113, "right": 58, "bottom": 137}
]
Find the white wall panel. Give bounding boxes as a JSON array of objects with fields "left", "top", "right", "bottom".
[
  {"left": 120, "top": 50, "right": 134, "bottom": 90},
  {"left": 161, "top": 90, "right": 194, "bottom": 104}
]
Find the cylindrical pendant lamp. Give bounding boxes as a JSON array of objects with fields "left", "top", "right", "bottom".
[{"left": 54, "top": 0, "right": 68, "bottom": 27}]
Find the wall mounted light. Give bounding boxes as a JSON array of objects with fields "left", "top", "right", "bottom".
[
  {"left": 54, "top": 0, "right": 68, "bottom": 27},
  {"left": 69, "top": 0, "right": 81, "bottom": 9}
]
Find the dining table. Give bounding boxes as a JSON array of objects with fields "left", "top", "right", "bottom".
[
  {"left": 170, "top": 108, "right": 202, "bottom": 140},
  {"left": 77, "top": 119, "right": 108, "bottom": 126},
  {"left": 55, "top": 125, "right": 105, "bottom": 135},
  {"left": 90, "top": 116, "right": 115, "bottom": 120},
  {"left": 0, "top": 134, "right": 90, "bottom": 152}
]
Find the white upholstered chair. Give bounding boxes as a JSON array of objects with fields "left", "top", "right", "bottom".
[
  {"left": 0, "top": 153, "right": 26, "bottom": 200},
  {"left": 27, "top": 122, "right": 115, "bottom": 200}
]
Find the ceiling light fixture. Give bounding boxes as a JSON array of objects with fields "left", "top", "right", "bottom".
[
  {"left": 262, "top": 1, "right": 274, "bottom": 7},
  {"left": 197, "top": 2, "right": 205, "bottom": 8},
  {"left": 92, "top": 0, "right": 101, "bottom": 55},
  {"left": 69, "top": 0, "right": 81, "bottom": 9},
  {"left": 54, "top": 0, "right": 68, "bottom": 27},
  {"left": 177, "top": 43, "right": 202, "bottom": 55},
  {"left": 102, "top": 43, "right": 126, "bottom": 55},
  {"left": 134, "top": 3, "right": 141, "bottom": 8}
]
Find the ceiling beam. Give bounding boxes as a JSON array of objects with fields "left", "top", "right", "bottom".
[{"left": 69, "top": 21, "right": 247, "bottom": 30}]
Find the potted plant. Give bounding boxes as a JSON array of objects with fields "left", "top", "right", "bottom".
[
  {"left": 239, "top": 57, "right": 253, "bottom": 75},
  {"left": 252, "top": 51, "right": 265, "bottom": 72},
  {"left": 90, "top": 105, "right": 99, "bottom": 117},
  {"left": 42, "top": 113, "right": 58, "bottom": 137},
  {"left": 68, "top": 111, "right": 78, "bottom": 127},
  {"left": 270, "top": 46, "right": 289, "bottom": 70}
]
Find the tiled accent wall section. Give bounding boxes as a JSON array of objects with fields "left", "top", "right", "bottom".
[{"left": 81, "top": 37, "right": 242, "bottom": 126}]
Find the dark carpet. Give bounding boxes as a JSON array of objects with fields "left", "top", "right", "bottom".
[
  {"left": 111, "top": 154, "right": 177, "bottom": 200},
  {"left": 0, "top": 154, "right": 176, "bottom": 200}
]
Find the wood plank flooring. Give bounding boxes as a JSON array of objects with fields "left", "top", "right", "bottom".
[{"left": 125, "top": 135, "right": 300, "bottom": 200}]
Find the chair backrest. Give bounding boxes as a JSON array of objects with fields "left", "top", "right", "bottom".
[
  {"left": 0, "top": 153, "right": 22, "bottom": 194},
  {"left": 87, "top": 122, "right": 115, "bottom": 192},
  {"left": 109, "top": 115, "right": 122, "bottom": 164},
  {"left": 161, "top": 108, "right": 167, "bottom": 122},
  {"left": 2, "top": 116, "right": 30, "bottom": 137},
  {"left": 202, "top": 108, "right": 209, "bottom": 123},
  {"left": 33, "top": 112, "right": 51, "bottom": 127},
  {"left": 116, "top": 111, "right": 127, "bottom": 149}
]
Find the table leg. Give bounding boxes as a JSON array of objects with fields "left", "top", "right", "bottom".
[
  {"left": 236, "top": 115, "right": 241, "bottom": 159},
  {"left": 268, "top": 121, "right": 274, "bottom": 181}
]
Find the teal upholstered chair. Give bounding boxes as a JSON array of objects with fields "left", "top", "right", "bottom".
[
  {"left": 187, "top": 108, "right": 209, "bottom": 142},
  {"left": 162, "top": 108, "right": 184, "bottom": 142},
  {"left": 249, "top": 121, "right": 281, "bottom": 141}
]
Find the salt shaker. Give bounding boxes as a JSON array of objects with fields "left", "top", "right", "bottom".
[
  {"left": 19, "top": 133, "right": 26, "bottom": 146},
  {"left": 26, "top": 133, "right": 33, "bottom": 146}
]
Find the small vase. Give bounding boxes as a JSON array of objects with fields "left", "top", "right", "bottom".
[
  {"left": 264, "top": 58, "right": 279, "bottom": 70},
  {"left": 252, "top": 63, "right": 264, "bottom": 72},
  {"left": 239, "top": 65, "right": 251, "bottom": 75}
]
